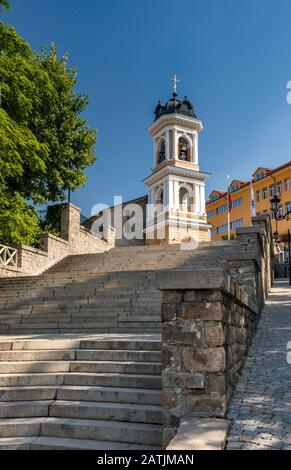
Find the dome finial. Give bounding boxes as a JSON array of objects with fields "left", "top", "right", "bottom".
[{"left": 171, "top": 73, "right": 180, "bottom": 96}]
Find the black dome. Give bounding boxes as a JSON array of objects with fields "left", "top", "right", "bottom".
[{"left": 154, "top": 93, "right": 197, "bottom": 121}]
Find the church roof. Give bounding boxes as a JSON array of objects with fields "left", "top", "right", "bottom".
[{"left": 154, "top": 92, "right": 197, "bottom": 121}]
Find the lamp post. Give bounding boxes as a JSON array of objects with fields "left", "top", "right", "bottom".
[{"left": 270, "top": 193, "right": 291, "bottom": 285}]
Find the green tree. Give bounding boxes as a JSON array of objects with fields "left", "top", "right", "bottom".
[
  {"left": 0, "top": 11, "right": 97, "bottom": 245},
  {"left": 0, "top": 190, "right": 41, "bottom": 246},
  {"left": 0, "top": 1, "right": 11, "bottom": 12},
  {"left": 32, "top": 44, "right": 97, "bottom": 203}
]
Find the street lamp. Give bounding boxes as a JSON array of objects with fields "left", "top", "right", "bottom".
[
  {"left": 270, "top": 193, "right": 291, "bottom": 285},
  {"left": 270, "top": 193, "right": 291, "bottom": 220}
]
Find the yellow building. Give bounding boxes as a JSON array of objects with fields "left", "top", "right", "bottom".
[{"left": 206, "top": 161, "right": 291, "bottom": 240}]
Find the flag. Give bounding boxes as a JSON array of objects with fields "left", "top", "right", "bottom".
[
  {"left": 227, "top": 175, "right": 231, "bottom": 240},
  {"left": 227, "top": 181, "right": 233, "bottom": 212},
  {"left": 250, "top": 181, "right": 256, "bottom": 217}
]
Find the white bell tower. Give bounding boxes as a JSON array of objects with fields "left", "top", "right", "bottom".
[{"left": 143, "top": 77, "right": 211, "bottom": 244}]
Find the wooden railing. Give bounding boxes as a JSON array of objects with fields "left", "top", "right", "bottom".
[{"left": 0, "top": 244, "right": 18, "bottom": 267}]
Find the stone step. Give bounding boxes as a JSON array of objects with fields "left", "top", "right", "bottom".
[
  {"left": 79, "top": 339, "right": 161, "bottom": 350},
  {"left": 118, "top": 321, "right": 161, "bottom": 329},
  {"left": 75, "top": 349, "right": 161, "bottom": 362},
  {"left": 0, "top": 349, "right": 161, "bottom": 362},
  {"left": 50, "top": 400, "right": 162, "bottom": 424},
  {"left": 0, "top": 386, "right": 57, "bottom": 401},
  {"left": 0, "top": 338, "right": 161, "bottom": 351},
  {"left": 0, "top": 372, "right": 162, "bottom": 389},
  {"left": 0, "top": 350, "right": 76, "bottom": 362},
  {"left": 0, "top": 339, "right": 82, "bottom": 351},
  {"left": 0, "top": 316, "right": 118, "bottom": 325},
  {"left": 15, "top": 306, "right": 161, "bottom": 315},
  {"left": 70, "top": 361, "right": 161, "bottom": 375},
  {"left": 4, "top": 327, "right": 159, "bottom": 335},
  {"left": 0, "top": 436, "right": 38, "bottom": 450},
  {"left": 0, "top": 417, "right": 45, "bottom": 438},
  {"left": 41, "top": 417, "right": 162, "bottom": 446},
  {"left": 0, "top": 283, "right": 153, "bottom": 296},
  {"left": 0, "top": 373, "right": 65, "bottom": 387},
  {"left": 63, "top": 372, "right": 162, "bottom": 389},
  {"left": 0, "top": 361, "right": 71, "bottom": 374},
  {"left": 3, "top": 321, "right": 117, "bottom": 331},
  {"left": 31, "top": 436, "right": 160, "bottom": 450},
  {"left": 0, "top": 432, "right": 160, "bottom": 450},
  {"left": 0, "top": 385, "right": 161, "bottom": 405},
  {"left": 0, "top": 283, "right": 153, "bottom": 293},
  {"left": 0, "top": 401, "right": 52, "bottom": 418},
  {"left": 56, "top": 385, "right": 161, "bottom": 405}
]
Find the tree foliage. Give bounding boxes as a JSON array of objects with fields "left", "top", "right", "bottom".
[
  {"left": 0, "top": 12, "right": 97, "bottom": 245},
  {"left": 0, "top": 1, "right": 11, "bottom": 12},
  {"left": 0, "top": 190, "right": 41, "bottom": 246}
]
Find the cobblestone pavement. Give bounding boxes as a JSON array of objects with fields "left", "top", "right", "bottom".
[{"left": 226, "top": 281, "right": 291, "bottom": 450}]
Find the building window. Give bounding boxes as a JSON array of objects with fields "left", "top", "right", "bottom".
[
  {"left": 256, "top": 190, "right": 261, "bottom": 202},
  {"left": 256, "top": 172, "right": 265, "bottom": 181},
  {"left": 269, "top": 184, "right": 275, "bottom": 197},
  {"left": 232, "top": 197, "right": 242, "bottom": 208},
  {"left": 216, "top": 204, "right": 227, "bottom": 214},
  {"left": 207, "top": 210, "right": 215, "bottom": 218},
  {"left": 262, "top": 187, "right": 268, "bottom": 199},
  {"left": 278, "top": 204, "right": 283, "bottom": 217},
  {"left": 278, "top": 181, "right": 282, "bottom": 194},
  {"left": 271, "top": 210, "right": 275, "bottom": 220},
  {"left": 231, "top": 184, "right": 239, "bottom": 192},
  {"left": 157, "top": 140, "right": 166, "bottom": 164},
  {"left": 210, "top": 228, "right": 215, "bottom": 238},
  {"left": 178, "top": 137, "right": 190, "bottom": 161},
  {"left": 217, "top": 224, "right": 228, "bottom": 234},
  {"left": 231, "top": 219, "right": 243, "bottom": 229},
  {"left": 285, "top": 178, "right": 290, "bottom": 191},
  {"left": 286, "top": 201, "right": 291, "bottom": 213}
]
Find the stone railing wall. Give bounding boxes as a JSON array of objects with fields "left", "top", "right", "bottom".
[
  {"left": 226, "top": 214, "right": 273, "bottom": 311},
  {"left": 60, "top": 203, "right": 114, "bottom": 255},
  {"left": 157, "top": 269, "right": 259, "bottom": 448},
  {"left": 0, "top": 203, "right": 115, "bottom": 278},
  {"left": 157, "top": 212, "right": 273, "bottom": 449}
]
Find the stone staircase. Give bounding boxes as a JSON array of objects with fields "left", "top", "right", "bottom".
[
  {"left": 0, "top": 335, "right": 162, "bottom": 449},
  {"left": 0, "top": 243, "right": 231, "bottom": 449},
  {"left": 0, "top": 244, "right": 229, "bottom": 335}
]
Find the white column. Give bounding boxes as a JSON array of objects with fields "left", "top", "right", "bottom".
[
  {"left": 172, "top": 180, "right": 177, "bottom": 210},
  {"left": 200, "top": 184, "right": 206, "bottom": 214},
  {"left": 166, "top": 178, "right": 172, "bottom": 210},
  {"left": 195, "top": 184, "right": 201, "bottom": 214},
  {"left": 193, "top": 133, "right": 199, "bottom": 164},
  {"left": 147, "top": 188, "right": 153, "bottom": 218},
  {"left": 153, "top": 139, "right": 158, "bottom": 167},
  {"left": 165, "top": 131, "right": 170, "bottom": 160},
  {"left": 163, "top": 179, "right": 168, "bottom": 209},
  {"left": 173, "top": 129, "right": 178, "bottom": 160}
]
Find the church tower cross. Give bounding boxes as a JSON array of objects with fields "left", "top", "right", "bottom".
[{"left": 171, "top": 74, "right": 180, "bottom": 94}]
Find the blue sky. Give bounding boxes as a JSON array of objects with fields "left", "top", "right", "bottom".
[{"left": 3, "top": 0, "right": 291, "bottom": 216}]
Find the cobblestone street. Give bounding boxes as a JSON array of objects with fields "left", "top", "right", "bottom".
[{"left": 227, "top": 281, "right": 291, "bottom": 450}]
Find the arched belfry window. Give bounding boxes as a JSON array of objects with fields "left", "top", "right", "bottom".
[
  {"left": 158, "top": 140, "right": 166, "bottom": 164},
  {"left": 178, "top": 137, "right": 190, "bottom": 161},
  {"left": 155, "top": 187, "right": 164, "bottom": 212},
  {"left": 179, "top": 187, "right": 191, "bottom": 212}
]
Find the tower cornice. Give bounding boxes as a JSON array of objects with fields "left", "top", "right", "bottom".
[
  {"left": 143, "top": 163, "right": 211, "bottom": 186},
  {"left": 148, "top": 113, "right": 203, "bottom": 136}
]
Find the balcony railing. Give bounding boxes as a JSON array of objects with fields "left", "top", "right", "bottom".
[{"left": 0, "top": 244, "right": 18, "bottom": 268}]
